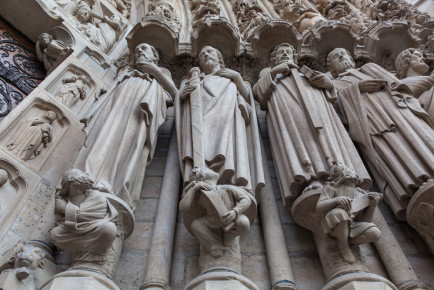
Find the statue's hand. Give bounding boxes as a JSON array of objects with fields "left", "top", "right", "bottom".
[
  {"left": 309, "top": 74, "right": 333, "bottom": 90},
  {"left": 358, "top": 79, "right": 387, "bottom": 93},
  {"left": 55, "top": 197, "right": 67, "bottom": 215},
  {"left": 335, "top": 196, "right": 352, "bottom": 211},
  {"left": 222, "top": 210, "right": 237, "bottom": 226},
  {"left": 271, "top": 63, "right": 291, "bottom": 78},
  {"left": 136, "top": 61, "right": 160, "bottom": 75},
  {"left": 368, "top": 192, "right": 382, "bottom": 205},
  {"left": 193, "top": 181, "right": 213, "bottom": 192},
  {"left": 215, "top": 68, "right": 241, "bottom": 82},
  {"left": 180, "top": 84, "right": 196, "bottom": 101}
]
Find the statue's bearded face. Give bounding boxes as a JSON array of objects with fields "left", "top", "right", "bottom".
[
  {"left": 135, "top": 44, "right": 155, "bottom": 64},
  {"left": 328, "top": 49, "right": 355, "bottom": 76},
  {"left": 409, "top": 50, "right": 429, "bottom": 75},
  {"left": 273, "top": 46, "right": 294, "bottom": 67},
  {"left": 199, "top": 47, "right": 219, "bottom": 72}
]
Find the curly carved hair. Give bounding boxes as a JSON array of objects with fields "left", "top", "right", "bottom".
[
  {"left": 327, "top": 48, "right": 355, "bottom": 78},
  {"left": 270, "top": 43, "right": 298, "bottom": 67},
  {"left": 59, "top": 168, "right": 94, "bottom": 196},
  {"left": 395, "top": 48, "right": 419, "bottom": 79},
  {"left": 200, "top": 46, "right": 225, "bottom": 69}
]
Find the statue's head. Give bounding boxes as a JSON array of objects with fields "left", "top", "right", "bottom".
[
  {"left": 38, "top": 33, "right": 52, "bottom": 48},
  {"left": 43, "top": 110, "right": 57, "bottom": 124},
  {"left": 0, "top": 169, "right": 8, "bottom": 186},
  {"left": 73, "top": 1, "right": 92, "bottom": 23},
  {"left": 10, "top": 241, "right": 45, "bottom": 272},
  {"left": 199, "top": 46, "right": 225, "bottom": 74},
  {"left": 327, "top": 48, "right": 355, "bottom": 78},
  {"left": 395, "top": 48, "right": 429, "bottom": 79},
  {"left": 270, "top": 43, "right": 297, "bottom": 68},
  {"left": 329, "top": 162, "right": 359, "bottom": 186},
  {"left": 190, "top": 167, "right": 219, "bottom": 186},
  {"left": 135, "top": 43, "right": 159, "bottom": 65},
  {"left": 60, "top": 169, "right": 94, "bottom": 197}
]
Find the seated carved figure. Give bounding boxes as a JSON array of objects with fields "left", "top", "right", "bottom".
[
  {"left": 0, "top": 241, "right": 45, "bottom": 290},
  {"left": 36, "top": 32, "right": 71, "bottom": 72},
  {"left": 179, "top": 169, "right": 256, "bottom": 260},
  {"left": 56, "top": 75, "right": 89, "bottom": 108},
  {"left": 316, "top": 163, "right": 382, "bottom": 263},
  {"left": 50, "top": 169, "right": 118, "bottom": 265}
]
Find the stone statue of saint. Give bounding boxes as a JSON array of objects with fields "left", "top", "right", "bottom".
[
  {"left": 56, "top": 75, "right": 89, "bottom": 108},
  {"left": 179, "top": 168, "right": 256, "bottom": 271},
  {"left": 6, "top": 110, "right": 57, "bottom": 161},
  {"left": 50, "top": 169, "right": 118, "bottom": 265},
  {"left": 72, "top": 1, "right": 123, "bottom": 53},
  {"left": 0, "top": 168, "right": 16, "bottom": 217},
  {"left": 0, "top": 241, "right": 45, "bottom": 290},
  {"left": 252, "top": 43, "right": 370, "bottom": 206},
  {"left": 316, "top": 163, "right": 382, "bottom": 264},
  {"left": 36, "top": 32, "right": 71, "bottom": 72},
  {"left": 395, "top": 48, "right": 434, "bottom": 121},
  {"left": 328, "top": 48, "right": 434, "bottom": 220},
  {"left": 73, "top": 43, "right": 177, "bottom": 208},
  {"left": 177, "top": 46, "right": 264, "bottom": 195}
]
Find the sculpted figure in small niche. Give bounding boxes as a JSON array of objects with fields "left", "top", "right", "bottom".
[
  {"left": 317, "top": 163, "right": 382, "bottom": 264},
  {"left": 252, "top": 43, "right": 370, "bottom": 205},
  {"left": 106, "top": 0, "right": 130, "bottom": 18},
  {"left": 50, "top": 169, "right": 118, "bottom": 265},
  {"left": 36, "top": 32, "right": 71, "bottom": 72},
  {"left": 0, "top": 169, "right": 16, "bottom": 217},
  {"left": 56, "top": 75, "right": 89, "bottom": 108},
  {"left": 328, "top": 48, "right": 434, "bottom": 220},
  {"left": 73, "top": 43, "right": 177, "bottom": 208},
  {"left": 0, "top": 241, "right": 45, "bottom": 290},
  {"left": 73, "top": 1, "right": 124, "bottom": 53},
  {"left": 146, "top": 2, "right": 181, "bottom": 31},
  {"left": 395, "top": 48, "right": 434, "bottom": 120},
  {"left": 6, "top": 110, "right": 57, "bottom": 161},
  {"left": 179, "top": 169, "right": 256, "bottom": 260},
  {"left": 235, "top": 4, "right": 269, "bottom": 38}
]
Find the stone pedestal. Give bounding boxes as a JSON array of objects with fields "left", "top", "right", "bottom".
[
  {"left": 184, "top": 269, "right": 259, "bottom": 290},
  {"left": 41, "top": 270, "right": 119, "bottom": 290},
  {"left": 322, "top": 272, "right": 396, "bottom": 290},
  {"left": 407, "top": 180, "right": 434, "bottom": 255}
]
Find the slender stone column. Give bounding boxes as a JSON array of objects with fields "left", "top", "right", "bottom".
[
  {"left": 372, "top": 208, "right": 429, "bottom": 290},
  {"left": 141, "top": 129, "right": 181, "bottom": 290},
  {"left": 259, "top": 137, "right": 297, "bottom": 290}
]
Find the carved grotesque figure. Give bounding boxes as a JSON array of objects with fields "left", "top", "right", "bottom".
[
  {"left": 6, "top": 110, "right": 57, "bottom": 161},
  {"left": 316, "top": 163, "right": 382, "bottom": 263},
  {"left": 56, "top": 75, "right": 89, "bottom": 108},
  {"left": 146, "top": 2, "right": 180, "bottom": 31},
  {"left": 252, "top": 43, "right": 370, "bottom": 206},
  {"left": 72, "top": 43, "right": 176, "bottom": 208},
  {"left": 36, "top": 32, "right": 71, "bottom": 72},
  {"left": 329, "top": 48, "right": 434, "bottom": 220},
  {"left": 50, "top": 169, "right": 118, "bottom": 265},
  {"left": 0, "top": 241, "right": 45, "bottom": 290},
  {"left": 179, "top": 169, "right": 256, "bottom": 266},
  {"left": 72, "top": 1, "right": 123, "bottom": 53}
]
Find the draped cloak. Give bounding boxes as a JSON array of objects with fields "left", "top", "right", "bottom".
[
  {"left": 400, "top": 74, "right": 434, "bottom": 121},
  {"left": 176, "top": 73, "right": 264, "bottom": 195},
  {"left": 253, "top": 68, "right": 371, "bottom": 206},
  {"left": 73, "top": 70, "right": 172, "bottom": 208},
  {"left": 333, "top": 63, "right": 434, "bottom": 220}
]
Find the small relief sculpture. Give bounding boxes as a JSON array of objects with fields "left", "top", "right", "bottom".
[
  {"left": 72, "top": 1, "right": 124, "bottom": 53},
  {"left": 50, "top": 169, "right": 118, "bottom": 265},
  {"left": 6, "top": 110, "right": 57, "bottom": 161},
  {"left": 0, "top": 169, "right": 16, "bottom": 217},
  {"left": 252, "top": 43, "right": 370, "bottom": 205},
  {"left": 72, "top": 43, "right": 177, "bottom": 209},
  {"left": 235, "top": 3, "right": 269, "bottom": 39},
  {"left": 328, "top": 48, "right": 434, "bottom": 221},
  {"left": 316, "top": 163, "right": 382, "bottom": 264},
  {"left": 36, "top": 32, "right": 71, "bottom": 72},
  {"left": 395, "top": 48, "right": 434, "bottom": 120},
  {"left": 56, "top": 75, "right": 89, "bottom": 108},
  {"left": 294, "top": 10, "right": 324, "bottom": 33},
  {"left": 106, "top": 0, "right": 131, "bottom": 18},
  {"left": 179, "top": 169, "right": 256, "bottom": 263},
  {"left": 190, "top": 0, "right": 220, "bottom": 28},
  {"left": 0, "top": 241, "right": 45, "bottom": 290},
  {"left": 146, "top": 1, "right": 181, "bottom": 31}
]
